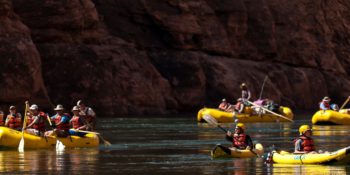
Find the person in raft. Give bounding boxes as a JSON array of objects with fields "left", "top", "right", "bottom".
[
  {"left": 69, "top": 106, "right": 87, "bottom": 137},
  {"left": 77, "top": 100, "right": 96, "bottom": 131},
  {"left": 294, "top": 125, "right": 317, "bottom": 154},
  {"left": 240, "top": 83, "right": 251, "bottom": 104},
  {"left": 45, "top": 104, "right": 70, "bottom": 137},
  {"left": 218, "top": 98, "right": 231, "bottom": 111},
  {"left": 5, "top": 106, "right": 22, "bottom": 131},
  {"left": 25, "top": 104, "right": 47, "bottom": 136},
  {"left": 319, "top": 96, "right": 339, "bottom": 111},
  {"left": 234, "top": 98, "right": 245, "bottom": 113}
]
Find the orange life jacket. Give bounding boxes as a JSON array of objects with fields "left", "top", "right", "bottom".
[
  {"left": 233, "top": 133, "right": 248, "bottom": 149},
  {"left": 53, "top": 114, "right": 70, "bottom": 131},
  {"left": 32, "top": 112, "right": 46, "bottom": 132},
  {"left": 6, "top": 113, "right": 21, "bottom": 129},
  {"left": 294, "top": 136, "right": 315, "bottom": 152},
  {"left": 71, "top": 116, "right": 84, "bottom": 129}
]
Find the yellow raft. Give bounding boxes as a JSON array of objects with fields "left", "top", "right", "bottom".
[
  {"left": 312, "top": 109, "right": 350, "bottom": 125},
  {"left": 197, "top": 107, "right": 293, "bottom": 123},
  {"left": 0, "top": 127, "right": 99, "bottom": 149},
  {"left": 270, "top": 146, "right": 350, "bottom": 164},
  {"left": 211, "top": 143, "right": 264, "bottom": 158}
]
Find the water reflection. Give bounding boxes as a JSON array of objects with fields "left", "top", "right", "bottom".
[
  {"left": 0, "top": 149, "right": 99, "bottom": 174},
  {"left": 271, "top": 164, "right": 346, "bottom": 175}
]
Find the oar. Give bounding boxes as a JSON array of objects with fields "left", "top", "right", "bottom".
[
  {"left": 340, "top": 96, "right": 350, "bottom": 110},
  {"left": 46, "top": 114, "right": 65, "bottom": 151},
  {"left": 79, "top": 120, "right": 111, "bottom": 147},
  {"left": 247, "top": 101, "right": 293, "bottom": 122},
  {"left": 18, "top": 101, "right": 29, "bottom": 152},
  {"left": 70, "top": 129, "right": 111, "bottom": 146}
]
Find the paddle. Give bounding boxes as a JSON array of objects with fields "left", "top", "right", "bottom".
[
  {"left": 18, "top": 101, "right": 29, "bottom": 152},
  {"left": 46, "top": 113, "right": 65, "bottom": 151},
  {"left": 203, "top": 114, "right": 227, "bottom": 132},
  {"left": 340, "top": 96, "right": 350, "bottom": 110},
  {"left": 79, "top": 120, "right": 111, "bottom": 147},
  {"left": 70, "top": 129, "right": 111, "bottom": 146},
  {"left": 247, "top": 100, "right": 293, "bottom": 122},
  {"left": 203, "top": 115, "right": 258, "bottom": 156}
]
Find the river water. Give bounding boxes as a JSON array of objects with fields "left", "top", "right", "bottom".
[{"left": 1, "top": 114, "right": 350, "bottom": 174}]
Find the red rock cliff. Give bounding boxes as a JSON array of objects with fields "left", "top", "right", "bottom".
[{"left": 1, "top": 0, "right": 350, "bottom": 115}]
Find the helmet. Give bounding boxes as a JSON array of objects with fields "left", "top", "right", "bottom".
[
  {"left": 299, "top": 125, "right": 311, "bottom": 135},
  {"left": 236, "top": 123, "right": 246, "bottom": 131}
]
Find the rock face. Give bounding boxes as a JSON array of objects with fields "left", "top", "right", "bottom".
[{"left": 1, "top": 0, "right": 350, "bottom": 115}]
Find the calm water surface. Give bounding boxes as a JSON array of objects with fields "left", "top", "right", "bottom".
[{"left": 1, "top": 113, "right": 350, "bottom": 174}]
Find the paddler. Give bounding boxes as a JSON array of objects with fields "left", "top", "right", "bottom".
[
  {"left": 77, "top": 100, "right": 96, "bottom": 131},
  {"left": 294, "top": 125, "right": 316, "bottom": 154},
  {"left": 69, "top": 106, "right": 87, "bottom": 137},
  {"left": 5, "top": 106, "right": 22, "bottom": 131},
  {"left": 45, "top": 104, "right": 70, "bottom": 137},
  {"left": 226, "top": 123, "right": 253, "bottom": 150},
  {"left": 25, "top": 104, "right": 47, "bottom": 136}
]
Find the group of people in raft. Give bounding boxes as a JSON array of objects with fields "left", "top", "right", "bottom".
[
  {"left": 218, "top": 83, "right": 279, "bottom": 114},
  {"left": 0, "top": 100, "right": 96, "bottom": 138},
  {"left": 217, "top": 83, "right": 341, "bottom": 154}
]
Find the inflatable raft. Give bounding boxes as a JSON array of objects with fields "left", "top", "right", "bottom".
[
  {"left": 211, "top": 143, "right": 264, "bottom": 158},
  {"left": 0, "top": 127, "right": 99, "bottom": 149},
  {"left": 312, "top": 109, "right": 350, "bottom": 125},
  {"left": 197, "top": 107, "right": 293, "bottom": 123},
  {"left": 270, "top": 146, "right": 350, "bottom": 164}
]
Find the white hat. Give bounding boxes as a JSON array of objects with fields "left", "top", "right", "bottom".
[
  {"left": 30, "top": 104, "right": 38, "bottom": 110},
  {"left": 322, "top": 96, "right": 330, "bottom": 102},
  {"left": 222, "top": 98, "right": 226, "bottom": 102},
  {"left": 9, "top": 106, "right": 16, "bottom": 110},
  {"left": 77, "top": 100, "right": 84, "bottom": 106},
  {"left": 71, "top": 106, "right": 79, "bottom": 111},
  {"left": 54, "top": 104, "right": 64, "bottom": 111}
]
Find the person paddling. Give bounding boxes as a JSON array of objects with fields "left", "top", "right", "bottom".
[
  {"left": 77, "top": 100, "right": 96, "bottom": 131},
  {"left": 234, "top": 98, "right": 245, "bottom": 113},
  {"left": 5, "top": 106, "right": 22, "bottom": 131},
  {"left": 69, "top": 106, "right": 87, "bottom": 137},
  {"left": 226, "top": 123, "right": 253, "bottom": 150},
  {"left": 45, "top": 104, "right": 70, "bottom": 137},
  {"left": 218, "top": 98, "right": 231, "bottom": 111},
  {"left": 25, "top": 104, "right": 47, "bottom": 136},
  {"left": 294, "top": 125, "right": 317, "bottom": 154}
]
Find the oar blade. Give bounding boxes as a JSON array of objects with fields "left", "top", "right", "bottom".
[
  {"left": 56, "top": 139, "right": 65, "bottom": 151},
  {"left": 18, "top": 138, "right": 24, "bottom": 152},
  {"left": 203, "top": 114, "right": 218, "bottom": 126}
]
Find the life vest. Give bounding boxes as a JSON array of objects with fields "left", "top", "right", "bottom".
[
  {"left": 26, "top": 116, "right": 34, "bottom": 128},
  {"left": 233, "top": 133, "right": 248, "bottom": 149},
  {"left": 6, "top": 113, "right": 21, "bottom": 129},
  {"left": 80, "top": 108, "right": 94, "bottom": 122},
  {"left": 235, "top": 102, "right": 243, "bottom": 111},
  {"left": 319, "top": 101, "right": 330, "bottom": 110},
  {"left": 71, "top": 116, "right": 84, "bottom": 129},
  {"left": 294, "top": 136, "right": 315, "bottom": 152},
  {"left": 54, "top": 114, "right": 70, "bottom": 131},
  {"left": 32, "top": 112, "right": 46, "bottom": 132},
  {"left": 0, "top": 113, "right": 4, "bottom": 126}
]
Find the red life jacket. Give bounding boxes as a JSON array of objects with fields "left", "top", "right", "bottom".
[
  {"left": 71, "top": 116, "right": 84, "bottom": 129},
  {"left": 235, "top": 102, "right": 243, "bottom": 111},
  {"left": 6, "top": 114, "right": 21, "bottom": 129},
  {"left": 319, "top": 101, "right": 330, "bottom": 110},
  {"left": 32, "top": 112, "right": 46, "bottom": 132},
  {"left": 54, "top": 114, "right": 70, "bottom": 131},
  {"left": 233, "top": 133, "right": 248, "bottom": 149},
  {"left": 294, "top": 136, "right": 315, "bottom": 152}
]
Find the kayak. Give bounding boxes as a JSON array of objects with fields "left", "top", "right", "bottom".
[
  {"left": 197, "top": 107, "right": 293, "bottom": 123},
  {"left": 0, "top": 127, "right": 99, "bottom": 149},
  {"left": 269, "top": 146, "right": 350, "bottom": 164},
  {"left": 312, "top": 109, "right": 350, "bottom": 125},
  {"left": 211, "top": 143, "right": 264, "bottom": 158}
]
